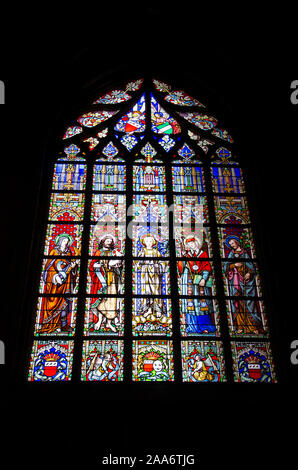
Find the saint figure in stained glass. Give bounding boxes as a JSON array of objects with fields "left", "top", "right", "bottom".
[
  {"left": 177, "top": 236, "right": 216, "bottom": 334},
  {"left": 89, "top": 236, "right": 123, "bottom": 331},
  {"left": 135, "top": 234, "right": 168, "bottom": 303},
  {"left": 223, "top": 238, "right": 263, "bottom": 335},
  {"left": 39, "top": 235, "right": 79, "bottom": 333}
]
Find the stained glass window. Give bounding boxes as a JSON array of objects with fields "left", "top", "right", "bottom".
[{"left": 27, "top": 76, "right": 276, "bottom": 384}]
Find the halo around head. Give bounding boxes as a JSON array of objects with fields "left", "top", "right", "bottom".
[
  {"left": 140, "top": 233, "right": 158, "bottom": 247},
  {"left": 55, "top": 233, "right": 73, "bottom": 246},
  {"left": 225, "top": 235, "right": 241, "bottom": 248}
]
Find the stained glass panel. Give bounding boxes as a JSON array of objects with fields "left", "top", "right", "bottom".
[
  {"left": 172, "top": 156, "right": 202, "bottom": 165},
  {"left": 177, "top": 143, "right": 195, "bottom": 161},
  {"left": 152, "top": 79, "right": 171, "bottom": 93},
  {"left": 214, "top": 195, "right": 250, "bottom": 224},
  {"left": 39, "top": 258, "right": 80, "bottom": 294},
  {"left": 217, "top": 226, "right": 256, "bottom": 259},
  {"left": 91, "top": 194, "right": 126, "bottom": 223},
  {"left": 178, "top": 112, "right": 218, "bottom": 130},
  {"left": 211, "top": 166, "right": 245, "bottom": 193},
  {"left": 225, "top": 299, "right": 268, "bottom": 337},
  {"left": 93, "top": 164, "right": 126, "bottom": 191},
  {"left": 180, "top": 298, "right": 220, "bottom": 336},
  {"left": 132, "top": 260, "right": 170, "bottom": 295},
  {"left": 132, "top": 226, "right": 169, "bottom": 257},
  {"left": 114, "top": 94, "right": 146, "bottom": 133},
  {"left": 86, "top": 259, "right": 124, "bottom": 295},
  {"left": 132, "top": 340, "right": 174, "bottom": 381},
  {"left": 153, "top": 79, "right": 205, "bottom": 107},
  {"left": 211, "top": 147, "right": 238, "bottom": 165},
  {"left": 34, "top": 297, "right": 77, "bottom": 336},
  {"left": 151, "top": 94, "right": 181, "bottom": 134},
  {"left": 93, "top": 79, "right": 143, "bottom": 105},
  {"left": 125, "top": 78, "right": 144, "bottom": 91},
  {"left": 63, "top": 125, "right": 83, "bottom": 140},
  {"left": 174, "top": 226, "right": 213, "bottom": 258},
  {"left": 165, "top": 90, "right": 204, "bottom": 107},
  {"left": 89, "top": 224, "right": 125, "bottom": 256},
  {"left": 188, "top": 130, "right": 215, "bottom": 153},
  {"left": 49, "top": 193, "right": 85, "bottom": 221},
  {"left": 81, "top": 340, "right": 124, "bottom": 381},
  {"left": 120, "top": 134, "right": 139, "bottom": 151},
  {"left": 132, "top": 298, "right": 172, "bottom": 336},
  {"left": 102, "top": 141, "right": 119, "bottom": 159},
  {"left": 132, "top": 194, "right": 168, "bottom": 223},
  {"left": 44, "top": 224, "right": 83, "bottom": 256},
  {"left": 28, "top": 340, "right": 74, "bottom": 381},
  {"left": 173, "top": 195, "right": 208, "bottom": 224},
  {"left": 52, "top": 163, "right": 86, "bottom": 191},
  {"left": 221, "top": 259, "right": 262, "bottom": 297},
  {"left": 211, "top": 127, "right": 234, "bottom": 143},
  {"left": 78, "top": 110, "right": 118, "bottom": 128},
  {"left": 93, "top": 90, "right": 131, "bottom": 104},
  {"left": 181, "top": 341, "right": 226, "bottom": 382},
  {"left": 95, "top": 153, "right": 125, "bottom": 163},
  {"left": 84, "top": 297, "right": 124, "bottom": 336},
  {"left": 133, "top": 165, "right": 166, "bottom": 192},
  {"left": 83, "top": 137, "right": 100, "bottom": 151},
  {"left": 172, "top": 165, "right": 204, "bottom": 192},
  {"left": 59, "top": 144, "right": 85, "bottom": 162},
  {"left": 158, "top": 135, "right": 175, "bottom": 152},
  {"left": 231, "top": 342, "right": 276, "bottom": 383},
  {"left": 177, "top": 259, "right": 216, "bottom": 296},
  {"left": 140, "top": 142, "right": 158, "bottom": 162}
]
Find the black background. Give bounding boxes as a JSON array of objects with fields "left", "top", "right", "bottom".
[{"left": 0, "top": 4, "right": 297, "bottom": 468}]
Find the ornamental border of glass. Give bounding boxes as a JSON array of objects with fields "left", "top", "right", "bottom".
[{"left": 27, "top": 76, "right": 277, "bottom": 384}]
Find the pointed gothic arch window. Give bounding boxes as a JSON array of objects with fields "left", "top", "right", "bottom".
[{"left": 27, "top": 76, "right": 277, "bottom": 384}]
